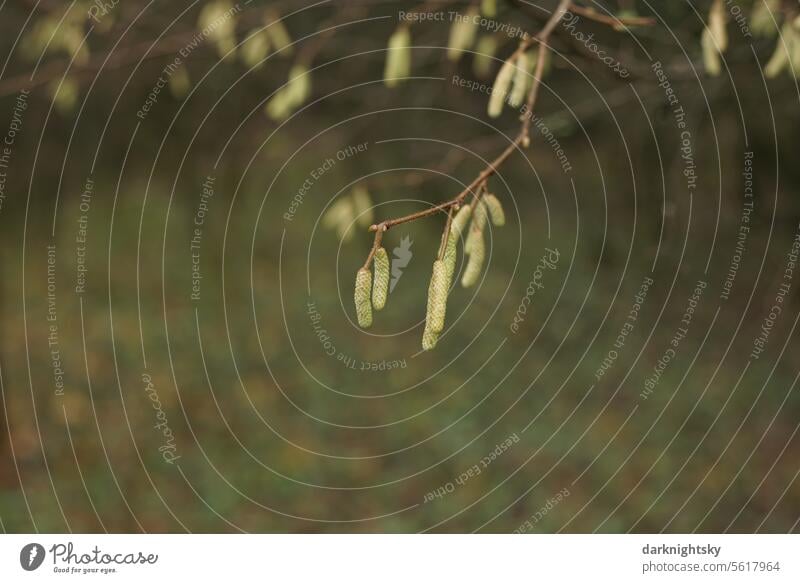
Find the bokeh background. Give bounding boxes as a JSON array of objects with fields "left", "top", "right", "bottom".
[{"left": 0, "top": 0, "right": 799, "bottom": 533}]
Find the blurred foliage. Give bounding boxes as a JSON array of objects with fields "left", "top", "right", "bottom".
[{"left": 0, "top": 0, "right": 798, "bottom": 533}]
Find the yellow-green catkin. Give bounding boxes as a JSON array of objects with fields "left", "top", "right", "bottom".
[
  {"left": 461, "top": 232, "right": 485, "bottom": 287},
  {"left": 464, "top": 203, "right": 486, "bottom": 257},
  {"left": 473, "top": 35, "right": 498, "bottom": 78},
  {"left": 385, "top": 26, "right": 411, "bottom": 87},
  {"left": 765, "top": 22, "right": 794, "bottom": 78},
  {"left": 793, "top": 17, "right": 800, "bottom": 74},
  {"left": 373, "top": 248, "right": 390, "bottom": 310},
  {"left": 526, "top": 47, "right": 550, "bottom": 78},
  {"left": 702, "top": 0, "right": 727, "bottom": 76},
  {"left": 265, "top": 14, "right": 293, "bottom": 55},
  {"left": 488, "top": 59, "right": 515, "bottom": 118},
  {"left": 266, "top": 64, "right": 311, "bottom": 120},
  {"left": 51, "top": 78, "right": 78, "bottom": 114},
  {"left": 443, "top": 230, "right": 458, "bottom": 285},
  {"left": 355, "top": 268, "right": 373, "bottom": 328},
  {"left": 708, "top": 0, "right": 728, "bottom": 52},
  {"left": 471, "top": 201, "right": 488, "bottom": 234},
  {"left": 447, "top": 8, "right": 478, "bottom": 62},
  {"left": 443, "top": 229, "right": 458, "bottom": 289},
  {"left": 426, "top": 260, "right": 448, "bottom": 334},
  {"left": 452, "top": 205, "right": 473, "bottom": 237},
  {"left": 198, "top": 1, "right": 237, "bottom": 58},
  {"left": 168, "top": 66, "right": 190, "bottom": 99},
  {"left": 286, "top": 65, "right": 311, "bottom": 106},
  {"left": 508, "top": 53, "right": 528, "bottom": 108},
  {"left": 702, "top": 28, "right": 721, "bottom": 76},
  {"left": 462, "top": 203, "right": 487, "bottom": 287},
  {"left": 751, "top": 0, "right": 780, "bottom": 38},
  {"left": 422, "top": 325, "right": 440, "bottom": 351},
  {"left": 483, "top": 194, "right": 506, "bottom": 226},
  {"left": 241, "top": 31, "right": 271, "bottom": 68}
]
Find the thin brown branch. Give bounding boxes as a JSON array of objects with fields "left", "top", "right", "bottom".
[
  {"left": 362, "top": 225, "right": 385, "bottom": 270},
  {"left": 365, "top": 0, "right": 573, "bottom": 255}
]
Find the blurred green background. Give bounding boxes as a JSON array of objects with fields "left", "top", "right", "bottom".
[{"left": 0, "top": 0, "right": 799, "bottom": 533}]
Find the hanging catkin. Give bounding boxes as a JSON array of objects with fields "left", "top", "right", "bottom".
[
  {"left": 372, "top": 248, "right": 390, "bottom": 310},
  {"left": 465, "top": 203, "right": 488, "bottom": 253},
  {"left": 452, "top": 205, "right": 473, "bottom": 237},
  {"left": 488, "top": 59, "right": 515, "bottom": 118},
  {"left": 701, "top": 28, "right": 721, "bottom": 76},
  {"left": 426, "top": 260, "right": 448, "bottom": 334},
  {"left": 265, "top": 14, "right": 293, "bottom": 54},
  {"left": 751, "top": 0, "right": 780, "bottom": 38},
  {"left": 473, "top": 35, "right": 498, "bottom": 78},
  {"left": 384, "top": 26, "right": 411, "bottom": 87},
  {"left": 286, "top": 65, "right": 311, "bottom": 106},
  {"left": 508, "top": 53, "right": 528, "bottom": 108},
  {"left": 483, "top": 194, "right": 506, "bottom": 226},
  {"left": 461, "top": 232, "right": 485, "bottom": 287},
  {"left": 708, "top": 0, "right": 728, "bottom": 52},
  {"left": 447, "top": 8, "right": 478, "bottom": 62},
  {"left": 422, "top": 324, "right": 440, "bottom": 351},
  {"left": 443, "top": 231, "right": 458, "bottom": 286},
  {"left": 355, "top": 268, "right": 373, "bottom": 328}
]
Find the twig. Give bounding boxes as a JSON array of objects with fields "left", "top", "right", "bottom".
[
  {"left": 364, "top": 0, "right": 573, "bottom": 261},
  {"left": 361, "top": 224, "right": 385, "bottom": 270}
]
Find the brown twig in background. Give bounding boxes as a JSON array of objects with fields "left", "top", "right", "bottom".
[{"left": 568, "top": 4, "right": 655, "bottom": 28}]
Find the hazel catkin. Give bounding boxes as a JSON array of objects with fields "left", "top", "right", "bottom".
[
  {"left": 426, "top": 260, "right": 448, "bottom": 334},
  {"left": 452, "top": 205, "right": 473, "bottom": 237},
  {"left": 443, "top": 231, "right": 458, "bottom": 286},
  {"left": 355, "top": 268, "right": 373, "bottom": 328},
  {"left": 422, "top": 324, "right": 440, "bottom": 351},
  {"left": 483, "top": 194, "right": 506, "bottom": 226},
  {"left": 461, "top": 231, "right": 485, "bottom": 287},
  {"left": 488, "top": 59, "right": 515, "bottom": 118},
  {"left": 384, "top": 26, "right": 411, "bottom": 87},
  {"left": 373, "top": 248, "right": 390, "bottom": 310},
  {"left": 508, "top": 53, "right": 528, "bottom": 108}
]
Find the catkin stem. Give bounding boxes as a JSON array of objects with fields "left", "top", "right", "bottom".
[
  {"left": 437, "top": 207, "right": 455, "bottom": 260},
  {"left": 362, "top": 227, "right": 384, "bottom": 270}
]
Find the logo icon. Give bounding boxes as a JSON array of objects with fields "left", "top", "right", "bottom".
[
  {"left": 390, "top": 235, "right": 413, "bottom": 293},
  {"left": 20, "top": 543, "right": 45, "bottom": 571}
]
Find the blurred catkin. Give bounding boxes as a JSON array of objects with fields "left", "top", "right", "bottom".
[
  {"left": 488, "top": 59, "right": 515, "bottom": 117},
  {"left": 508, "top": 53, "right": 528, "bottom": 107},
  {"left": 385, "top": 26, "right": 411, "bottom": 87}
]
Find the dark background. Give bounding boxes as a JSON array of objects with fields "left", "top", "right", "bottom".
[{"left": 0, "top": 0, "right": 798, "bottom": 532}]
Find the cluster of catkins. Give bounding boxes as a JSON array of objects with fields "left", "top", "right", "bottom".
[{"left": 354, "top": 193, "right": 505, "bottom": 350}]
